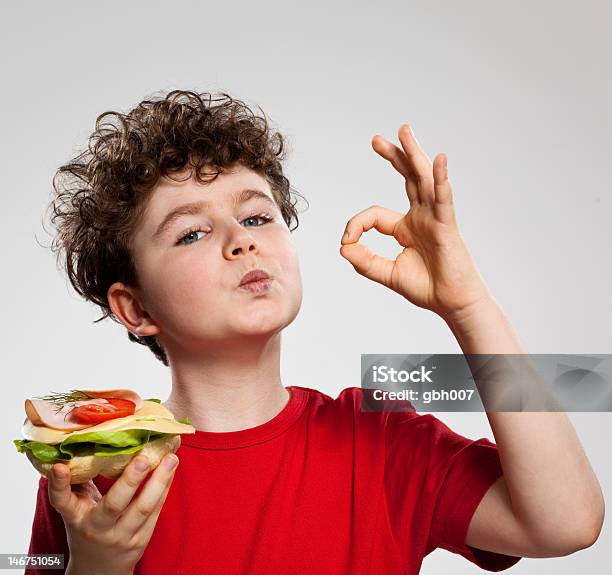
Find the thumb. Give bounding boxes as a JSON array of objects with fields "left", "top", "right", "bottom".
[
  {"left": 47, "top": 463, "right": 80, "bottom": 521},
  {"left": 339, "top": 242, "right": 394, "bottom": 288}
]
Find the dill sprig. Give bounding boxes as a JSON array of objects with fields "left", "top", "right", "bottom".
[{"left": 33, "top": 389, "right": 96, "bottom": 418}]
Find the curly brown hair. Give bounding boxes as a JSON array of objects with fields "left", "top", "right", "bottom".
[{"left": 44, "top": 89, "right": 306, "bottom": 367}]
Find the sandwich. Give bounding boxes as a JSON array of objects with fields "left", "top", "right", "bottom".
[{"left": 14, "top": 388, "right": 196, "bottom": 484}]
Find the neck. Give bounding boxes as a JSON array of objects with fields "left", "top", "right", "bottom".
[{"left": 161, "top": 333, "right": 290, "bottom": 432}]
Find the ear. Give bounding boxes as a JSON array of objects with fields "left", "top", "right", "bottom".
[{"left": 107, "top": 282, "right": 160, "bottom": 338}]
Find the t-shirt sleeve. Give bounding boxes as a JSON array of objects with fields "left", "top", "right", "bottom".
[
  {"left": 24, "top": 476, "right": 69, "bottom": 575},
  {"left": 426, "top": 420, "right": 522, "bottom": 571},
  {"left": 385, "top": 411, "right": 522, "bottom": 572}
]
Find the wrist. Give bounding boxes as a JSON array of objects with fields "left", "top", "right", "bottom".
[
  {"left": 443, "top": 294, "right": 527, "bottom": 355},
  {"left": 441, "top": 292, "right": 498, "bottom": 330}
]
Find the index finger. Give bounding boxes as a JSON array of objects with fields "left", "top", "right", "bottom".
[{"left": 341, "top": 204, "right": 404, "bottom": 245}]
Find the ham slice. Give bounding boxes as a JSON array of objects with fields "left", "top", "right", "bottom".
[
  {"left": 25, "top": 389, "right": 144, "bottom": 431},
  {"left": 78, "top": 389, "right": 144, "bottom": 411}
]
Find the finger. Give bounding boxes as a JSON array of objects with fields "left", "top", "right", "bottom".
[
  {"left": 371, "top": 135, "right": 420, "bottom": 206},
  {"left": 47, "top": 463, "right": 80, "bottom": 523},
  {"left": 339, "top": 205, "right": 402, "bottom": 285},
  {"left": 72, "top": 479, "right": 103, "bottom": 504},
  {"left": 123, "top": 477, "right": 171, "bottom": 551},
  {"left": 432, "top": 153, "right": 457, "bottom": 226},
  {"left": 397, "top": 124, "right": 435, "bottom": 205},
  {"left": 89, "top": 454, "right": 151, "bottom": 530},
  {"left": 340, "top": 240, "right": 395, "bottom": 287},
  {"left": 115, "top": 454, "right": 179, "bottom": 535},
  {"left": 340, "top": 204, "right": 404, "bottom": 245},
  {"left": 121, "top": 463, "right": 177, "bottom": 553}
]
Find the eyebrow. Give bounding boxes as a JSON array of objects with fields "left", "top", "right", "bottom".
[{"left": 153, "top": 188, "right": 277, "bottom": 240}]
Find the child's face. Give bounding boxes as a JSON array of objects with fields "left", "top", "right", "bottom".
[{"left": 125, "top": 163, "right": 302, "bottom": 353}]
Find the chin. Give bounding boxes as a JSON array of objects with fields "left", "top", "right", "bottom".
[
  {"left": 234, "top": 321, "right": 287, "bottom": 338},
  {"left": 234, "top": 309, "right": 295, "bottom": 337}
]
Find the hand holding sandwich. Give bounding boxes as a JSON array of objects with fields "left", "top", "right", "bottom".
[
  {"left": 50, "top": 452, "right": 178, "bottom": 575},
  {"left": 14, "top": 388, "right": 195, "bottom": 572}
]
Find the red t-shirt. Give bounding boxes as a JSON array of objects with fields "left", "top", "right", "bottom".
[{"left": 26, "top": 385, "right": 522, "bottom": 574}]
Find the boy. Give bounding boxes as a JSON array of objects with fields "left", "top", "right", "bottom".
[{"left": 26, "top": 90, "right": 604, "bottom": 574}]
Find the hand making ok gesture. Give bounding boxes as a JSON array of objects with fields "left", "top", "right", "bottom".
[{"left": 340, "top": 124, "right": 492, "bottom": 322}]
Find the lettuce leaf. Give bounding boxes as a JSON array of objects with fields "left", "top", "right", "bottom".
[
  {"left": 13, "top": 439, "right": 66, "bottom": 463},
  {"left": 13, "top": 428, "right": 178, "bottom": 463},
  {"left": 59, "top": 429, "right": 152, "bottom": 458}
]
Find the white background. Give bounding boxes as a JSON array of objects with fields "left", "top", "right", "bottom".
[{"left": 1, "top": 1, "right": 610, "bottom": 573}]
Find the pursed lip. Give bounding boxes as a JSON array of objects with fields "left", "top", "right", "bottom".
[{"left": 239, "top": 269, "right": 271, "bottom": 287}]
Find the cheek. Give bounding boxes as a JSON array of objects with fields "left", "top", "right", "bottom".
[
  {"left": 140, "top": 251, "right": 221, "bottom": 319},
  {"left": 273, "top": 233, "right": 302, "bottom": 293}
]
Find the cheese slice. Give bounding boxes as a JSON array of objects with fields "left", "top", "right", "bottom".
[{"left": 21, "top": 401, "right": 196, "bottom": 444}]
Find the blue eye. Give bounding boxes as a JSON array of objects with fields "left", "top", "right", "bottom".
[
  {"left": 178, "top": 229, "right": 205, "bottom": 246},
  {"left": 176, "top": 213, "right": 273, "bottom": 246}
]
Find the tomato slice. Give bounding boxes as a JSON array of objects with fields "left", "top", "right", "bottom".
[{"left": 71, "top": 398, "right": 136, "bottom": 424}]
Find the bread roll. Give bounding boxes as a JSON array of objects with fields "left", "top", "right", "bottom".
[{"left": 25, "top": 434, "right": 181, "bottom": 484}]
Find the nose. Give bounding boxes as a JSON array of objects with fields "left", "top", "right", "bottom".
[{"left": 224, "top": 224, "right": 258, "bottom": 259}]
